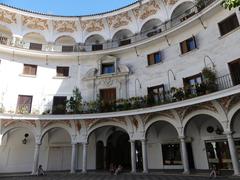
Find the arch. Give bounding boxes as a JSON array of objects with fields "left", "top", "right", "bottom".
[
  {"left": 229, "top": 108, "right": 240, "bottom": 132},
  {"left": 22, "top": 32, "right": 46, "bottom": 43},
  {"left": 40, "top": 123, "right": 74, "bottom": 143},
  {"left": 0, "top": 24, "right": 13, "bottom": 38},
  {"left": 140, "top": 18, "right": 163, "bottom": 34},
  {"left": 170, "top": 0, "right": 195, "bottom": 19},
  {"left": 112, "top": 29, "right": 134, "bottom": 41},
  {"left": 87, "top": 122, "right": 129, "bottom": 141},
  {"left": 228, "top": 101, "right": 240, "bottom": 127},
  {"left": 2, "top": 122, "right": 36, "bottom": 141},
  {"left": 54, "top": 35, "right": 76, "bottom": 45},
  {"left": 144, "top": 115, "right": 181, "bottom": 137},
  {"left": 182, "top": 110, "right": 224, "bottom": 132},
  {"left": 84, "top": 34, "right": 105, "bottom": 45}
]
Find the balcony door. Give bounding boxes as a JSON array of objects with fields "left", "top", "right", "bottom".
[
  {"left": 229, "top": 59, "right": 240, "bottom": 86},
  {"left": 100, "top": 88, "right": 116, "bottom": 111}
]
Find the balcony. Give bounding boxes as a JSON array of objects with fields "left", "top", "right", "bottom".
[
  {"left": 1, "top": 72, "right": 239, "bottom": 117},
  {"left": 0, "top": 0, "right": 217, "bottom": 54}
]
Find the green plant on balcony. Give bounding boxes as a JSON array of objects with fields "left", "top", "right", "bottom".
[
  {"left": 66, "top": 87, "right": 83, "bottom": 114},
  {"left": 16, "top": 105, "right": 30, "bottom": 114},
  {"left": 202, "top": 67, "right": 217, "bottom": 93},
  {"left": 171, "top": 87, "right": 185, "bottom": 101}
]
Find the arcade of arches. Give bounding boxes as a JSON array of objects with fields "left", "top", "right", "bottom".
[{"left": 0, "top": 96, "right": 240, "bottom": 176}]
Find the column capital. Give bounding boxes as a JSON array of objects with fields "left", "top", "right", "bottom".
[
  {"left": 224, "top": 131, "right": 233, "bottom": 136},
  {"left": 178, "top": 136, "right": 186, "bottom": 140},
  {"left": 129, "top": 139, "right": 135, "bottom": 143}
]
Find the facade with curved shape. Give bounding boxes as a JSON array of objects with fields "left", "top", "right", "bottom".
[{"left": 0, "top": 0, "right": 240, "bottom": 176}]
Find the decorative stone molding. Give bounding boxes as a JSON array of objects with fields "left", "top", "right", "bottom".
[
  {"left": 81, "top": 19, "right": 104, "bottom": 33},
  {"left": 53, "top": 20, "right": 77, "bottom": 33},
  {"left": 41, "top": 120, "right": 71, "bottom": 129},
  {"left": 22, "top": 16, "right": 48, "bottom": 30},
  {"left": 0, "top": 9, "right": 16, "bottom": 24},
  {"left": 133, "top": 0, "right": 160, "bottom": 20},
  {"left": 164, "top": 0, "right": 178, "bottom": 5},
  {"left": 107, "top": 12, "right": 132, "bottom": 29}
]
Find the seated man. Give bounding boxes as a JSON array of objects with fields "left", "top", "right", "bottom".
[
  {"left": 37, "top": 165, "right": 45, "bottom": 176},
  {"left": 114, "top": 165, "right": 123, "bottom": 175}
]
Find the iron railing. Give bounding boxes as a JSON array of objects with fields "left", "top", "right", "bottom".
[
  {"left": 0, "top": 0, "right": 217, "bottom": 53},
  {"left": 2, "top": 72, "right": 239, "bottom": 115}
]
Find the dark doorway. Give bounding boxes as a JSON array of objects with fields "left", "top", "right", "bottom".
[
  {"left": 106, "top": 131, "right": 131, "bottom": 170},
  {"left": 187, "top": 143, "right": 195, "bottom": 169},
  {"left": 100, "top": 88, "right": 116, "bottom": 112},
  {"left": 96, "top": 141, "right": 104, "bottom": 170},
  {"left": 135, "top": 140, "right": 143, "bottom": 171},
  {"left": 229, "top": 59, "right": 240, "bottom": 86}
]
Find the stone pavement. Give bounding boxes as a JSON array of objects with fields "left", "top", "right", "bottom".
[{"left": 1, "top": 173, "right": 240, "bottom": 180}]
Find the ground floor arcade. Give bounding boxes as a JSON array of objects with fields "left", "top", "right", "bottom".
[{"left": 0, "top": 95, "right": 240, "bottom": 175}]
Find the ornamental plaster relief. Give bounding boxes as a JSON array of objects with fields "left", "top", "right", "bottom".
[
  {"left": 107, "top": 12, "right": 132, "bottom": 29},
  {"left": 133, "top": 0, "right": 160, "bottom": 20},
  {"left": 80, "top": 19, "right": 105, "bottom": 33},
  {"left": 53, "top": 20, "right": 77, "bottom": 33},
  {"left": 0, "top": 9, "right": 16, "bottom": 24},
  {"left": 164, "top": 0, "right": 179, "bottom": 6},
  {"left": 22, "top": 16, "right": 48, "bottom": 30}
]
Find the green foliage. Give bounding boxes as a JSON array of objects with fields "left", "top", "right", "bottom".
[
  {"left": 202, "top": 67, "right": 217, "bottom": 93},
  {"left": 67, "top": 87, "right": 83, "bottom": 114},
  {"left": 222, "top": 0, "right": 240, "bottom": 10}
]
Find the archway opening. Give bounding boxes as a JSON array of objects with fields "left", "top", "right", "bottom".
[
  {"left": 0, "top": 127, "right": 35, "bottom": 173},
  {"left": 23, "top": 32, "right": 46, "bottom": 50},
  {"left": 171, "top": 1, "right": 195, "bottom": 25},
  {"left": 140, "top": 19, "right": 162, "bottom": 37},
  {"left": 55, "top": 35, "right": 76, "bottom": 52},
  {"left": 41, "top": 127, "right": 72, "bottom": 172},
  {"left": 112, "top": 29, "right": 133, "bottom": 46},
  {"left": 146, "top": 120, "right": 182, "bottom": 170},
  {"left": 106, "top": 130, "right": 131, "bottom": 170},
  {"left": 185, "top": 114, "right": 229, "bottom": 171},
  {"left": 85, "top": 34, "right": 105, "bottom": 51},
  {"left": 0, "top": 25, "right": 12, "bottom": 45}
]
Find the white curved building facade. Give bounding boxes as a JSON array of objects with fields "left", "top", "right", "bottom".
[{"left": 0, "top": 0, "right": 240, "bottom": 176}]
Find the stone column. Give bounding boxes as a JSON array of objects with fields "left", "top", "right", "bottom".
[
  {"left": 104, "top": 146, "right": 107, "bottom": 170},
  {"left": 130, "top": 140, "right": 136, "bottom": 173},
  {"left": 32, "top": 143, "right": 41, "bottom": 175},
  {"left": 82, "top": 142, "right": 88, "bottom": 173},
  {"left": 70, "top": 143, "right": 77, "bottom": 173},
  {"left": 0, "top": 134, "right": 3, "bottom": 146},
  {"left": 179, "top": 136, "right": 190, "bottom": 174},
  {"left": 225, "top": 131, "right": 240, "bottom": 176},
  {"left": 141, "top": 140, "right": 148, "bottom": 173}
]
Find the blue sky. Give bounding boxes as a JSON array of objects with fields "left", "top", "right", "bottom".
[{"left": 1, "top": 0, "right": 137, "bottom": 16}]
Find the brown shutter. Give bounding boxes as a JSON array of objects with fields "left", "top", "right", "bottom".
[
  {"left": 148, "top": 54, "right": 155, "bottom": 65},
  {"left": 181, "top": 40, "right": 188, "bottom": 54}
]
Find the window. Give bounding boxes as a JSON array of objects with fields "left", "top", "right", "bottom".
[
  {"left": 23, "top": 64, "right": 37, "bottom": 75},
  {"left": 29, "top": 43, "right": 42, "bottom": 51},
  {"left": 183, "top": 73, "right": 202, "bottom": 95},
  {"left": 228, "top": 59, "right": 240, "bottom": 85},
  {"left": 218, "top": 13, "right": 239, "bottom": 36},
  {"left": 147, "top": 84, "right": 165, "bottom": 104},
  {"left": 101, "top": 63, "right": 115, "bottom": 74},
  {"left": 16, "top": 95, "right": 33, "bottom": 114},
  {"left": 162, "top": 144, "right": 182, "bottom": 165},
  {"left": 100, "top": 88, "right": 116, "bottom": 112},
  {"left": 147, "top": 51, "right": 162, "bottom": 65},
  {"left": 56, "top": 66, "right": 69, "bottom": 77},
  {"left": 0, "top": 36, "right": 8, "bottom": 45},
  {"left": 92, "top": 44, "right": 103, "bottom": 51},
  {"left": 52, "top": 96, "right": 67, "bottom": 114},
  {"left": 62, "top": 46, "right": 73, "bottom": 52},
  {"left": 180, "top": 36, "right": 197, "bottom": 54},
  {"left": 119, "top": 39, "right": 131, "bottom": 46}
]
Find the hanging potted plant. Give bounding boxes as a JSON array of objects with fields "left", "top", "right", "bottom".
[{"left": 202, "top": 67, "right": 217, "bottom": 93}]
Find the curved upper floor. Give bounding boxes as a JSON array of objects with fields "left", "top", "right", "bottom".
[{"left": 0, "top": 0, "right": 218, "bottom": 53}]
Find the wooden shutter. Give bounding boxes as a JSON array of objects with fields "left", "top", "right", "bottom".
[
  {"left": 180, "top": 40, "right": 188, "bottom": 54},
  {"left": 148, "top": 54, "right": 155, "bottom": 65},
  {"left": 17, "top": 95, "right": 33, "bottom": 113}
]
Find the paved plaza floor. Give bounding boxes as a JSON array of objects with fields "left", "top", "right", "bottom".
[{"left": 1, "top": 173, "right": 240, "bottom": 180}]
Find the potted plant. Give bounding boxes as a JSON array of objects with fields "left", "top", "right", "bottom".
[
  {"left": 171, "top": 87, "right": 185, "bottom": 101},
  {"left": 66, "top": 87, "right": 83, "bottom": 114},
  {"left": 202, "top": 67, "right": 217, "bottom": 93}
]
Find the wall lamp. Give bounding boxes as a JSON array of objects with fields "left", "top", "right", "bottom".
[
  {"left": 167, "top": 69, "right": 176, "bottom": 90},
  {"left": 204, "top": 55, "right": 215, "bottom": 69},
  {"left": 206, "top": 126, "right": 223, "bottom": 135},
  {"left": 22, "top": 133, "right": 29, "bottom": 144}
]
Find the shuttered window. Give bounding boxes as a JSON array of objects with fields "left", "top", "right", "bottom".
[
  {"left": 218, "top": 13, "right": 239, "bottom": 36},
  {"left": 23, "top": 64, "right": 37, "bottom": 75},
  {"left": 56, "top": 66, "right": 69, "bottom": 77},
  {"left": 52, "top": 96, "right": 67, "bottom": 114},
  {"left": 16, "top": 95, "right": 33, "bottom": 114},
  {"left": 147, "top": 51, "right": 162, "bottom": 65},
  {"left": 180, "top": 36, "right": 197, "bottom": 54},
  {"left": 29, "top": 43, "right": 42, "bottom": 51}
]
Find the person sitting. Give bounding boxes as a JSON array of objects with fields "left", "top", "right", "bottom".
[
  {"left": 209, "top": 164, "right": 217, "bottom": 179},
  {"left": 114, "top": 165, "right": 123, "bottom": 175},
  {"left": 109, "top": 163, "right": 115, "bottom": 175},
  {"left": 37, "top": 165, "right": 45, "bottom": 176}
]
